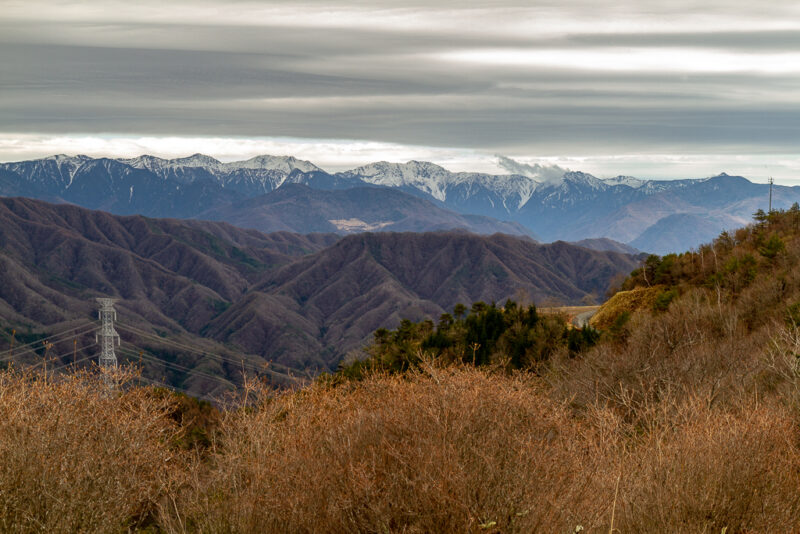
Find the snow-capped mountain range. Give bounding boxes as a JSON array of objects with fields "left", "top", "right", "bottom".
[
  {"left": 0, "top": 154, "right": 795, "bottom": 254},
  {"left": 122, "top": 153, "right": 321, "bottom": 175}
]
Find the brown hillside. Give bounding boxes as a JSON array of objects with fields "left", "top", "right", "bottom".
[
  {"left": 0, "top": 197, "right": 639, "bottom": 390},
  {"left": 208, "top": 232, "right": 640, "bottom": 369}
]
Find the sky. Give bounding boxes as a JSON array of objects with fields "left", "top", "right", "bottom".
[{"left": 2, "top": 0, "right": 800, "bottom": 182}]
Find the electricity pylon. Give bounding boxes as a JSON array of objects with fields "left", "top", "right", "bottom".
[
  {"left": 769, "top": 176, "right": 774, "bottom": 213},
  {"left": 96, "top": 298, "right": 120, "bottom": 386}
]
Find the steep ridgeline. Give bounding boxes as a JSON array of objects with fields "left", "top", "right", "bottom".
[
  {"left": 340, "top": 163, "right": 800, "bottom": 254},
  {"left": 337, "top": 160, "right": 538, "bottom": 215},
  {"left": 2, "top": 155, "right": 796, "bottom": 254},
  {"left": 0, "top": 198, "right": 639, "bottom": 392},
  {"left": 0, "top": 155, "right": 527, "bottom": 237}
]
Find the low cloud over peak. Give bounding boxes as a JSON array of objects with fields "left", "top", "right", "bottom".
[{"left": 496, "top": 155, "right": 568, "bottom": 184}]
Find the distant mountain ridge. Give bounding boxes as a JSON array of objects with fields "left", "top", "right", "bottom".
[
  {"left": 1, "top": 154, "right": 795, "bottom": 254},
  {"left": 199, "top": 183, "right": 533, "bottom": 236},
  {"left": 0, "top": 154, "right": 529, "bottom": 237}
]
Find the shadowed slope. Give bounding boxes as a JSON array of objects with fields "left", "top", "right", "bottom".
[
  {"left": 0, "top": 197, "right": 639, "bottom": 381},
  {"left": 207, "top": 232, "right": 640, "bottom": 370}
]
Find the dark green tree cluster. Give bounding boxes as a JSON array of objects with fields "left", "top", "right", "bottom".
[{"left": 336, "top": 299, "right": 599, "bottom": 380}]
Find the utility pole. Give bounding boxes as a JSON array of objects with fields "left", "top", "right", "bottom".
[
  {"left": 96, "top": 298, "right": 120, "bottom": 387},
  {"left": 769, "top": 176, "right": 774, "bottom": 213}
]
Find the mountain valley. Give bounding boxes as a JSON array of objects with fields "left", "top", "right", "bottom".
[{"left": 0, "top": 197, "right": 639, "bottom": 394}]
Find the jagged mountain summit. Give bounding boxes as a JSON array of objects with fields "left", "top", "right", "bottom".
[
  {"left": 121, "top": 153, "right": 322, "bottom": 176},
  {"left": 0, "top": 154, "right": 527, "bottom": 236},
  {"left": 120, "top": 153, "right": 324, "bottom": 195},
  {"left": 339, "top": 160, "right": 538, "bottom": 213},
  {"left": 1, "top": 154, "right": 796, "bottom": 254}
]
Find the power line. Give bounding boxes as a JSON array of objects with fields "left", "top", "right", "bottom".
[
  {"left": 96, "top": 298, "right": 119, "bottom": 381},
  {"left": 117, "top": 322, "right": 303, "bottom": 381},
  {"left": 116, "top": 322, "right": 257, "bottom": 364},
  {"left": 0, "top": 322, "right": 96, "bottom": 360},
  {"left": 116, "top": 323, "right": 287, "bottom": 380},
  {"left": 0, "top": 306, "right": 234, "bottom": 402},
  {"left": 117, "top": 346, "right": 237, "bottom": 389},
  {"left": 126, "top": 351, "right": 234, "bottom": 388},
  {"left": 9, "top": 342, "right": 220, "bottom": 401},
  {"left": 12, "top": 343, "right": 96, "bottom": 372},
  {"left": 136, "top": 375, "right": 219, "bottom": 404},
  {"left": 121, "top": 350, "right": 236, "bottom": 402},
  {"left": 2, "top": 308, "right": 295, "bottom": 401},
  {"left": 769, "top": 176, "right": 774, "bottom": 213},
  {"left": 16, "top": 343, "right": 226, "bottom": 401},
  {"left": 0, "top": 321, "right": 95, "bottom": 356},
  {"left": 44, "top": 352, "right": 99, "bottom": 373},
  {"left": 1, "top": 325, "right": 98, "bottom": 364}
]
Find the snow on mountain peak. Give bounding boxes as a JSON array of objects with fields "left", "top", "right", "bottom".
[
  {"left": 233, "top": 155, "right": 322, "bottom": 174},
  {"left": 339, "top": 160, "right": 539, "bottom": 207},
  {"left": 121, "top": 154, "right": 222, "bottom": 174},
  {"left": 603, "top": 175, "right": 646, "bottom": 189},
  {"left": 173, "top": 153, "right": 223, "bottom": 167},
  {"left": 341, "top": 160, "right": 458, "bottom": 201},
  {"left": 561, "top": 171, "right": 606, "bottom": 190},
  {"left": 119, "top": 154, "right": 324, "bottom": 183},
  {"left": 44, "top": 154, "right": 90, "bottom": 166},
  {"left": 122, "top": 154, "right": 166, "bottom": 170},
  {"left": 41, "top": 154, "right": 91, "bottom": 186}
]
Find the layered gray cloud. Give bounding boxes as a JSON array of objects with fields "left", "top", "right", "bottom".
[{"left": 2, "top": 1, "right": 800, "bottom": 178}]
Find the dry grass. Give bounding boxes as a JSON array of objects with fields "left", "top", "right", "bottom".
[
  {"left": 0, "top": 369, "right": 187, "bottom": 533},
  {"left": 616, "top": 402, "right": 800, "bottom": 532},
  {"left": 6, "top": 284, "right": 800, "bottom": 531},
  {"left": 163, "top": 366, "right": 613, "bottom": 533},
  {"left": 157, "top": 340, "right": 800, "bottom": 533}
]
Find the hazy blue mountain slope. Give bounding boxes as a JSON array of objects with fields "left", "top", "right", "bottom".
[
  {"left": 2, "top": 155, "right": 796, "bottom": 253},
  {"left": 198, "top": 183, "right": 534, "bottom": 236},
  {"left": 629, "top": 214, "right": 726, "bottom": 255}
]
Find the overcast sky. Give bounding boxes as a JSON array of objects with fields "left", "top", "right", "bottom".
[{"left": 2, "top": 0, "right": 800, "bottom": 181}]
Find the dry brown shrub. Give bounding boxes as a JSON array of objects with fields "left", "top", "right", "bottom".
[
  {"left": 165, "top": 366, "right": 615, "bottom": 533},
  {"left": 0, "top": 369, "right": 186, "bottom": 533},
  {"left": 737, "top": 275, "right": 789, "bottom": 330},
  {"left": 554, "top": 289, "right": 772, "bottom": 413},
  {"left": 9, "top": 276, "right": 800, "bottom": 532},
  {"left": 616, "top": 401, "right": 800, "bottom": 532},
  {"left": 548, "top": 328, "right": 800, "bottom": 531},
  {"left": 3, "top": 356, "right": 800, "bottom": 533},
  {"left": 545, "top": 286, "right": 800, "bottom": 532}
]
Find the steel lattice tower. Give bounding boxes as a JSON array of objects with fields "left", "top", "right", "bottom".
[
  {"left": 96, "top": 298, "right": 120, "bottom": 376},
  {"left": 769, "top": 176, "right": 774, "bottom": 213}
]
